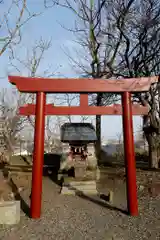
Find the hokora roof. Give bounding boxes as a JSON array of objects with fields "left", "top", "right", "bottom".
[{"left": 60, "top": 123, "right": 97, "bottom": 143}]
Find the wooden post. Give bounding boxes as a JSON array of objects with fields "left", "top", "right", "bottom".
[
  {"left": 122, "top": 92, "right": 138, "bottom": 216},
  {"left": 30, "top": 92, "right": 46, "bottom": 219}
]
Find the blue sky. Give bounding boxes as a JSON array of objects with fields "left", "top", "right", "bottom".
[{"left": 0, "top": 1, "right": 142, "bottom": 140}]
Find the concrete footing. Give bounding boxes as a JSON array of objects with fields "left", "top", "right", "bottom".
[{"left": 0, "top": 201, "right": 20, "bottom": 224}]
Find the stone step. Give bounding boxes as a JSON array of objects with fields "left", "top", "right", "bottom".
[
  {"left": 65, "top": 180, "right": 96, "bottom": 186},
  {"left": 61, "top": 180, "right": 98, "bottom": 195},
  {"left": 64, "top": 182, "right": 97, "bottom": 190},
  {"left": 65, "top": 184, "right": 97, "bottom": 191},
  {"left": 61, "top": 186, "right": 98, "bottom": 195}
]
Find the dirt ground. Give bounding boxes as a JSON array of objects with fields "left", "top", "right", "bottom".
[{"left": 0, "top": 166, "right": 160, "bottom": 240}]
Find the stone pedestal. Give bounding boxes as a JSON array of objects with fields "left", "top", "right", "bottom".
[
  {"left": 0, "top": 201, "right": 20, "bottom": 224},
  {"left": 59, "top": 148, "right": 101, "bottom": 195},
  {"left": 60, "top": 154, "right": 100, "bottom": 180},
  {"left": 60, "top": 160, "right": 98, "bottom": 195},
  {"left": 74, "top": 160, "right": 87, "bottom": 179}
]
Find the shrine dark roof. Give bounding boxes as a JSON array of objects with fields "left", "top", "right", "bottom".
[{"left": 60, "top": 123, "right": 97, "bottom": 143}]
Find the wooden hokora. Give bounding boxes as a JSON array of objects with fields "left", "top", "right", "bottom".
[{"left": 60, "top": 123, "right": 98, "bottom": 179}]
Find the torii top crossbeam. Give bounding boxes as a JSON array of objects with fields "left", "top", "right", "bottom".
[{"left": 8, "top": 76, "right": 159, "bottom": 93}]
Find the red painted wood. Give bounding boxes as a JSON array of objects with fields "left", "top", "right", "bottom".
[
  {"left": 19, "top": 103, "right": 149, "bottom": 116},
  {"left": 122, "top": 92, "right": 138, "bottom": 216},
  {"left": 30, "top": 92, "right": 46, "bottom": 219},
  {"left": 80, "top": 94, "right": 88, "bottom": 106},
  {"left": 8, "top": 75, "right": 158, "bottom": 93}
]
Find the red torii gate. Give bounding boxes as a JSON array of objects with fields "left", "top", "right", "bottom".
[{"left": 8, "top": 75, "right": 158, "bottom": 219}]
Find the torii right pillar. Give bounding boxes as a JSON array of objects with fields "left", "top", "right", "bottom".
[{"left": 122, "top": 91, "right": 138, "bottom": 216}]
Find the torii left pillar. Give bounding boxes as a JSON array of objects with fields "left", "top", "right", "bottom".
[{"left": 30, "top": 92, "right": 46, "bottom": 218}]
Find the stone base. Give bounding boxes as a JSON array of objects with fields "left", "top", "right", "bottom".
[
  {"left": 0, "top": 201, "right": 20, "bottom": 224},
  {"left": 85, "top": 168, "right": 100, "bottom": 181},
  {"left": 58, "top": 168, "right": 100, "bottom": 181},
  {"left": 60, "top": 180, "right": 98, "bottom": 195},
  {"left": 74, "top": 165, "right": 87, "bottom": 179}
]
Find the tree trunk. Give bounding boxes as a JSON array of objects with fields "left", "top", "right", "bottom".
[
  {"left": 95, "top": 93, "right": 103, "bottom": 163},
  {"left": 95, "top": 115, "right": 101, "bottom": 161},
  {"left": 146, "top": 134, "right": 159, "bottom": 169}
]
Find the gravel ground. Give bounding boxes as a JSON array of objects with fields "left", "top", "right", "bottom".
[{"left": 0, "top": 169, "right": 160, "bottom": 240}]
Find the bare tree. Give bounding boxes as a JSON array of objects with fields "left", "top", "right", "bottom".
[
  {"left": 114, "top": 133, "right": 124, "bottom": 162},
  {"left": 4, "top": 38, "right": 60, "bottom": 156},
  {"left": 0, "top": 0, "right": 42, "bottom": 57},
  {"left": 11, "top": 38, "right": 53, "bottom": 105},
  {"left": 54, "top": 0, "right": 160, "bottom": 168},
  {"left": 14, "top": 38, "right": 55, "bottom": 78},
  {"left": 51, "top": 0, "right": 123, "bottom": 159},
  {"left": 0, "top": 88, "right": 28, "bottom": 159},
  {"left": 110, "top": 0, "right": 160, "bottom": 168}
]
